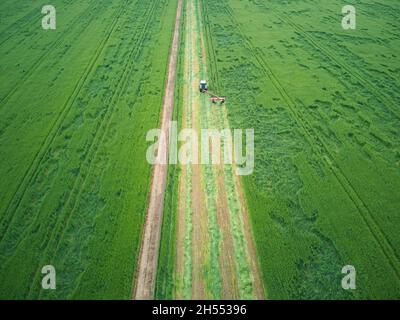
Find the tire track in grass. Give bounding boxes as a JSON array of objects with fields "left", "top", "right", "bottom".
[
  {"left": 0, "top": 0, "right": 129, "bottom": 245},
  {"left": 220, "top": 0, "right": 400, "bottom": 280},
  {"left": 226, "top": 0, "right": 400, "bottom": 274},
  {"left": 274, "top": 11, "right": 400, "bottom": 121},
  {"left": 0, "top": 0, "right": 99, "bottom": 107},
  {"left": 0, "top": 0, "right": 138, "bottom": 269},
  {"left": 0, "top": 7, "right": 41, "bottom": 46},
  {"left": 23, "top": 0, "right": 161, "bottom": 299},
  {"left": 48, "top": 0, "right": 160, "bottom": 254}
]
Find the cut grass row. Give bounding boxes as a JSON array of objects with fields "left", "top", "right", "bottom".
[
  {"left": 200, "top": 0, "right": 262, "bottom": 299},
  {"left": 192, "top": 0, "right": 223, "bottom": 299},
  {"left": 181, "top": 2, "right": 195, "bottom": 297}
]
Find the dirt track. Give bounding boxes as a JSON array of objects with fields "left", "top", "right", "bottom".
[{"left": 133, "top": 0, "right": 182, "bottom": 300}]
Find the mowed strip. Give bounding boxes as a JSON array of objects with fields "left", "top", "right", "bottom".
[
  {"left": 175, "top": 0, "right": 211, "bottom": 299},
  {"left": 133, "top": 0, "right": 183, "bottom": 300},
  {"left": 176, "top": 0, "right": 216, "bottom": 299},
  {"left": 199, "top": 0, "right": 265, "bottom": 298},
  {"left": 174, "top": 0, "right": 264, "bottom": 300}
]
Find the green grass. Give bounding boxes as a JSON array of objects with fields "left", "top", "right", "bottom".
[
  {"left": 201, "top": 0, "right": 400, "bottom": 299},
  {"left": 0, "top": 0, "right": 177, "bottom": 299},
  {"left": 1, "top": 0, "right": 399, "bottom": 300}
]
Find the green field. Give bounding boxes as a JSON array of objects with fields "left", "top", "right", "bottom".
[
  {"left": 197, "top": 0, "right": 400, "bottom": 299},
  {"left": 1, "top": 0, "right": 399, "bottom": 300},
  {"left": 156, "top": 0, "right": 400, "bottom": 299},
  {"left": 0, "top": 0, "right": 177, "bottom": 299}
]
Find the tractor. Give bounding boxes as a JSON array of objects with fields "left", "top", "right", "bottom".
[
  {"left": 199, "top": 80, "right": 226, "bottom": 104},
  {"left": 199, "top": 80, "right": 208, "bottom": 93}
]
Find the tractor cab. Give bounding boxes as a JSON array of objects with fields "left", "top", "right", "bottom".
[{"left": 199, "top": 80, "right": 208, "bottom": 92}]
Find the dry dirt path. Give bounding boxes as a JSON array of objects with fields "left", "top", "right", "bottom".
[
  {"left": 133, "top": 0, "right": 183, "bottom": 300},
  {"left": 175, "top": 0, "right": 264, "bottom": 300}
]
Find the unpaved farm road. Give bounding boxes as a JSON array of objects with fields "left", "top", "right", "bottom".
[{"left": 133, "top": 0, "right": 183, "bottom": 300}]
